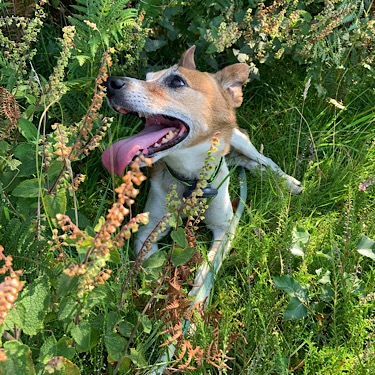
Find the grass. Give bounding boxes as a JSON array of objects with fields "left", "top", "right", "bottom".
[{"left": 201, "top": 62, "right": 375, "bottom": 374}]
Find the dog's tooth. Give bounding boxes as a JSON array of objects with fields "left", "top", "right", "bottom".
[
  {"left": 165, "top": 131, "right": 174, "bottom": 141},
  {"left": 154, "top": 142, "right": 160, "bottom": 147}
]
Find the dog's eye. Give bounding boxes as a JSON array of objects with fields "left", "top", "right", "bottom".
[{"left": 169, "top": 75, "right": 186, "bottom": 88}]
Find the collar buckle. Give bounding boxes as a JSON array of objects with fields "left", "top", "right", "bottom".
[
  {"left": 166, "top": 157, "right": 223, "bottom": 199},
  {"left": 183, "top": 183, "right": 219, "bottom": 198}
]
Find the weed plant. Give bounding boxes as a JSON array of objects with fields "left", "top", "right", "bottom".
[{"left": 0, "top": 0, "right": 374, "bottom": 374}]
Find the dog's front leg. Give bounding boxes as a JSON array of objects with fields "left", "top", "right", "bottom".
[
  {"left": 135, "top": 178, "right": 171, "bottom": 259},
  {"left": 189, "top": 173, "right": 234, "bottom": 304},
  {"left": 231, "top": 128, "right": 302, "bottom": 194}
]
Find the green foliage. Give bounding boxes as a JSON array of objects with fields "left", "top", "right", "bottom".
[
  {"left": 357, "top": 234, "right": 375, "bottom": 260},
  {"left": 0, "top": 0, "right": 48, "bottom": 91},
  {"left": 68, "top": 0, "right": 145, "bottom": 77},
  {"left": 274, "top": 275, "right": 308, "bottom": 319},
  {"left": 0, "top": 0, "right": 374, "bottom": 373},
  {"left": 0, "top": 341, "right": 36, "bottom": 375},
  {"left": 5, "top": 275, "right": 50, "bottom": 336},
  {"left": 0, "top": 211, "right": 46, "bottom": 259},
  {"left": 70, "top": 0, "right": 137, "bottom": 46},
  {"left": 142, "top": 0, "right": 375, "bottom": 95}
]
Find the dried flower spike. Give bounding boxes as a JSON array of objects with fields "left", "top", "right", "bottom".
[{"left": 0, "top": 245, "right": 24, "bottom": 325}]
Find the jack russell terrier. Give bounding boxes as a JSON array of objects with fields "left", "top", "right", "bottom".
[{"left": 102, "top": 46, "right": 302, "bottom": 302}]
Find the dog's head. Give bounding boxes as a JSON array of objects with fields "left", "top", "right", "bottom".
[{"left": 102, "top": 46, "right": 249, "bottom": 176}]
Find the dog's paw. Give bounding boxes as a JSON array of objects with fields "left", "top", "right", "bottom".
[{"left": 285, "top": 175, "right": 303, "bottom": 194}]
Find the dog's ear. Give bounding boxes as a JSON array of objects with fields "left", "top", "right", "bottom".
[
  {"left": 178, "top": 45, "right": 196, "bottom": 70},
  {"left": 215, "top": 63, "right": 249, "bottom": 107}
]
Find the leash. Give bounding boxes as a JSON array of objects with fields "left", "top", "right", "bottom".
[
  {"left": 165, "top": 157, "right": 224, "bottom": 198},
  {"left": 149, "top": 166, "right": 248, "bottom": 374}
]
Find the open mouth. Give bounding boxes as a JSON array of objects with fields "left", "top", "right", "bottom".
[{"left": 102, "top": 105, "right": 189, "bottom": 176}]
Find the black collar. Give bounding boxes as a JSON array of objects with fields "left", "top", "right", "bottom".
[{"left": 166, "top": 157, "right": 224, "bottom": 198}]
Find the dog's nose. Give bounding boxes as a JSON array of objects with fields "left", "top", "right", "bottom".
[{"left": 105, "top": 77, "right": 126, "bottom": 96}]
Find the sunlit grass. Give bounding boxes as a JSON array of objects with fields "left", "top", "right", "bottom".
[{"left": 202, "top": 66, "right": 375, "bottom": 373}]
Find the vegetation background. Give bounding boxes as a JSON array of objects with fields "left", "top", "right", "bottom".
[{"left": 0, "top": 0, "right": 374, "bottom": 373}]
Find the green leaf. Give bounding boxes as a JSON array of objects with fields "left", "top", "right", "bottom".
[
  {"left": 13, "top": 143, "right": 37, "bottom": 176},
  {"left": 57, "top": 274, "right": 79, "bottom": 298},
  {"left": 316, "top": 269, "right": 331, "bottom": 285},
  {"left": 85, "top": 226, "right": 96, "bottom": 237},
  {"left": 21, "top": 275, "right": 51, "bottom": 335},
  {"left": 44, "top": 357, "right": 80, "bottom": 375},
  {"left": 24, "top": 104, "right": 36, "bottom": 119},
  {"left": 55, "top": 337, "right": 76, "bottom": 360},
  {"left": 71, "top": 320, "right": 98, "bottom": 352},
  {"left": 12, "top": 178, "right": 41, "bottom": 198},
  {"left": 18, "top": 118, "right": 38, "bottom": 142},
  {"left": 61, "top": 359, "right": 81, "bottom": 375},
  {"left": 48, "top": 160, "right": 64, "bottom": 181},
  {"left": 320, "top": 284, "right": 334, "bottom": 302},
  {"left": 24, "top": 94, "right": 36, "bottom": 105},
  {"left": 356, "top": 234, "right": 375, "bottom": 260},
  {"left": 284, "top": 297, "right": 308, "bottom": 320},
  {"left": 290, "top": 242, "right": 304, "bottom": 257},
  {"left": 0, "top": 140, "right": 10, "bottom": 156},
  {"left": 117, "top": 357, "right": 131, "bottom": 373},
  {"left": 66, "top": 209, "right": 91, "bottom": 230},
  {"left": 38, "top": 334, "right": 57, "bottom": 364},
  {"left": 4, "top": 302, "right": 26, "bottom": 331},
  {"left": 8, "top": 158, "right": 22, "bottom": 171},
  {"left": 0, "top": 341, "right": 36, "bottom": 375},
  {"left": 44, "top": 189, "right": 67, "bottom": 219},
  {"left": 86, "top": 286, "right": 110, "bottom": 309},
  {"left": 94, "top": 216, "right": 105, "bottom": 232},
  {"left": 109, "top": 248, "right": 121, "bottom": 264},
  {"left": 164, "top": 6, "right": 183, "bottom": 17},
  {"left": 142, "top": 251, "right": 167, "bottom": 269},
  {"left": 104, "top": 312, "right": 126, "bottom": 361},
  {"left": 294, "top": 227, "right": 310, "bottom": 244},
  {"left": 128, "top": 348, "right": 147, "bottom": 367},
  {"left": 5, "top": 275, "right": 50, "bottom": 336},
  {"left": 104, "top": 333, "right": 126, "bottom": 362},
  {"left": 58, "top": 298, "right": 78, "bottom": 322},
  {"left": 274, "top": 275, "right": 308, "bottom": 302},
  {"left": 144, "top": 38, "right": 167, "bottom": 52},
  {"left": 117, "top": 321, "right": 135, "bottom": 338},
  {"left": 206, "top": 43, "right": 218, "bottom": 54},
  {"left": 172, "top": 247, "right": 196, "bottom": 267},
  {"left": 75, "top": 55, "right": 90, "bottom": 66},
  {"left": 290, "top": 226, "right": 309, "bottom": 257},
  {"left": 170, "top": 227, "right": 188, "bottom": 248},
  {"left": 0, "top": 170, "right": 20, "bottom": 193},
  {"left": 138, "top": 313, "right": 152, "bottom": 334}
]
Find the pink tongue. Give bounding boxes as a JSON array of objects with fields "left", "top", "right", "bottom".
[{"left": 102, "top": 124, "right": 176, "bottom": 176}]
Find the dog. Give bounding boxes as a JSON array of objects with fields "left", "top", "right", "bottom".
[{"left": 102, "top": 46, "right": 302, "bottom": 303}]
